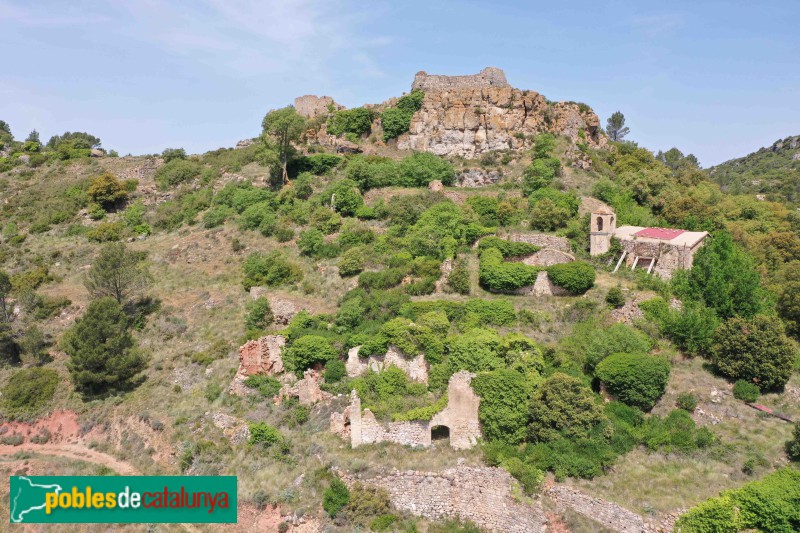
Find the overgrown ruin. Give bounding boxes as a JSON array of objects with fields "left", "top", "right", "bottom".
[
  {"left": 330, "top": 371, "right": 481, "bottom": 449},
  {"left": 346, "top": 345, "right": 429, "bottom": 384}
]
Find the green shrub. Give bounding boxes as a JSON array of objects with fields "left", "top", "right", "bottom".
[
  {"left": 677, "top": 393, "right": 699, "bottom": 412},
  {"left": 345, "top": 482, "right": 391, "bottom": 526},
  {"left": 87, "top": 173, "right": 128, "bottom": 210},
  {"left": 245, "top": 297, "right": 273, "bottom": 331},
  {"left": 328, "top": 108, "right": 372, "bottom": 137},
  {"left": 161, "top": 147, "right": 186, "bottom": 163},
  {"left": 392, "top": 394, "right": 448, "bottom": 421},
  {"left": 547, "top": 262, "right": 596, "bottom": 294},
  {"left": 297, "top": 228, "right": 325, "bottom": 256},
  {"left": 322, "top": 478, "right": 350, "bottom": 517},
  {"left": 733, "top": 380, "right": 760, "bottom": 403},
  {"left": 338, "top": 247, "right": 365, "bottom": 277},
  {"left": 528, "top": 373, "right": 605, "bottom": 442},
  {"left": 244, "top": 374, "right": 282, "bottom": 397},
  {"left": 154, "top": 159, "right": 202, "bottom": 189},
  {"left": 675, "top": 468, "right": 800, "bottom": 533},
  {"left": 283, "top": 335, "right": 338, "bottom": 373},
  {"left": 323, "top": 359, "right": 346, "bottom": 382},
  {"left": 202, "top": 205, "right": 233, "bottom": 228},
  {"left": 370, "top": 514, "right": 399, "bottom": 532},
  {"left": 522, "top": 157, "right": 561, "bottom": 195},
  {"left": 786, "top": 422, "right": 800, "bottom": 461},
  {"left": 324, "top": 179, "right": 364, "bottom": 216},
  {"left": 712, "top": 315, "right": 797, "bottom": 390},
  {"left": 479, "top": 247, "right": 539, "bottom": 292},
  {"left": 1, "top": 367, "right": 59, "bottom": 418},
  {"left": 242, "top": 251, "right": 303, "bottom": 289},
  {"left": 606, "top": 286, "right": 625, "bottom": 308},
  {"left": 86, "top": 221, "right": 124, "bottom": 242},
  {"left": 595, "top": 353, "right": 671, "bottom": 411},
  {"left": 471, "top": 369, "right": 533, "bottom": 444},
  {"left": 249, "top": 422, "right": 281, "bottom": 447},
  {"left": 398, "top": 152, "right": 455, "bottom": 187},
  {"left": 477, "top": 237, "right": 540, "bottom": 258},
  {"left": 381, "top": 107, "right": 413, "bottom": 141},
  {"left": 293, "top": 153, "right": 342, "bottom": 175},
  {"left": 446, "top": 258, "right": 470, "bottom": 295},
  {"left": 205, "top": 382, "right": 222, "bottom": 402},
  {"left": 396, "top": 89, "right": 425, "bottom": 113},
  {"left": 447, "top": 328, "right": 504, "bottom": 373}
]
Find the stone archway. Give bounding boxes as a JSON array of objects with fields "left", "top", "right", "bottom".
[{"left": 431, "top": 425, "right": 450, "bottom": 442}]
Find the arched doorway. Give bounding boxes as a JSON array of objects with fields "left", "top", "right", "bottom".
[{"left": 431, "top": 425, "right": 450, "bottom": 444}]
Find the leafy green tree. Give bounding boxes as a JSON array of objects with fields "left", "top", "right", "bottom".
[
  {"left": 685, "top": 232, "right": 765, "bottom": 319},
  {"left": 786, "top": 422, "right": 800, "bottom": 461},
  {"left": 242, "top": 251, "right": 303, "bottom": 289},
  {"left": 84, "top": 242, "right": 152, "bottom": 304},
  {"left": 712, "top": 315, "right": 798, "bottom": 390},
  {"left": 398, "top": 152, "right": 455, "bottom": 187},
  {"left": 327, "top": 108, "right": 373, "bottom": 137},
  {"left": 161, "top": 147, "right": 186, "bottom": 162},
  {"left": 62, "top": 297, "right": 147, "bottom": 396},
  {"left": 777, "top": 282, "right": 800, "bottom": 338},
  {"left": 381, "top": 107, "right": 413, "bottom": 141},
  {"left": 471, "top": 369, "right": 532, "bottom": 444},
  {"left": 283, "top": 335, "right": 337, "bottom": 373},
  {"left": 447, "top": 328, "right": 504, "bottom": 373},
  {"left": 0, "top": 120, "right": 10, "bottom": 135},
  {"left": 47, "top": 131, "right": 101, "bottom": 150},
  {"left": 595, "top": 353, "right": 671, "bottom": 411},
  {"left": 0, "top": 270, "right": 11, "bottom": 321},
  {"left": 528, "top": 373, "right": 605, "bottom": 442},
  {"left": 297, "top": 228, "right": 325, "bottom": 256},
  {"left": 532, "top": 133, "right": 556, "bottom": 159},
  {"left": 87, "top": 173, "right": 129, "bottom": 210},
  {"left": 262, "top": 106, "right": 307, "bottom": 185},
  {"left": 605, "top": 111, "right": 630, "bottom": 141},
  {"left": 325, "top": 179, "right": 364, "bottom": 216},
  {"left": 338, "top": 247, "right": 365, "bottom": 277}
]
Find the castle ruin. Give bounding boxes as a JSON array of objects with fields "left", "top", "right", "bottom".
[
  {"left": 330, "top": 371, "right": 481, "bottom": 450},
  {"left": 590, "top": 208, "right": 708, "bottom": 279},
  {"left": 411, "top": 67, "right": 510, "bottom": 92}
]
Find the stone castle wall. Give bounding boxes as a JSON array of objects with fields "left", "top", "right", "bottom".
[
  {"left": 411, "top": 67, "right": 510, "bottom": 92},
  {"left": 331, "top": 371, "right": 481, "bottom": 449},
  {"left": 346, "top": 345, "right": 429, "bottom": 384},
  {"left": 356, "top": 466, "right": 546, "bottom": 533},
  {"left": 293, "top": 95, "right": 342, "bottom": 118}
]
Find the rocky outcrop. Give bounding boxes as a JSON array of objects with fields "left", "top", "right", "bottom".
[
  {"left": 211, "top": 412, "right": 251, "bottom": 445},
  {"left": 346, "top": 345, "right": 429, "bottom": 384},
  {"left": 455, "top": 168, "right": 502, "bottom": 187},
  {"left": 293, "top": 95, "right": 342, "bottom": 118},
  {"left": 277, "top": 369, "right": 332, "bottom": 406},
  {"left": 343, "top": 465, "right": 546, "bottom": 533},
  {"left": 398, "top": 68, "right": 606, "bottom": 159},
  {"left": 230, "top": 335, "right": 286, "bottom": 395}
]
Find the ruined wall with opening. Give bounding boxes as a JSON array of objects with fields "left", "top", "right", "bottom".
[
  {"left": 330, "top": 371, "right": 480, "bottom": 449},
  {"left": 346, "top": 345, "right": 429, "bottom": 383}
]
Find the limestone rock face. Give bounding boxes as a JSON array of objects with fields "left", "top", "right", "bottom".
[
  {"left": 398, "top": 81, "right": 606, "bottom": 159},
  {"left": 455, "top": 168, "right": 501, "bottom": 187}
]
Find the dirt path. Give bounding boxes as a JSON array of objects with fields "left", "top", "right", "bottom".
[{"left": 0, "top": 443, "right": 140, "bottom": 475}]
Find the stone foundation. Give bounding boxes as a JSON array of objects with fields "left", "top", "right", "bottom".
[{"left": 277, "top": 369, "right": 332, "bottom": 406}]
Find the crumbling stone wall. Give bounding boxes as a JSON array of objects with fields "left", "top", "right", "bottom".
[
  {"left": 293, "top": 95, "right": 342, "bottom": 118},
  {"left": 411, "top": 67, "right": 510, "bottom": 91},
  {"left": 547, "top": 486, "right": 679, "bottom": 532},
  {"left": 455, "top": 168, "right": 502, "bottom": 187},
  {"left": 331, "top": 371, "right": 480, "bottom": 449},
  {"left": 356, "top": 466, "right": 546, "bottom": 533},
  {"left": 277, "top": 369, "right": 332, "bottom": 406},
  {"left": 346, "top": 345, "right": 429, "bottom": 384},
  {"left": 229, "top": 335, "right": 286, "bottom": 395},
  {"left": 507, "top": 233, "right": 571, "bottom": 252},
  {"left": 619, "top": 240, "right": 702, "bottom": 280}
]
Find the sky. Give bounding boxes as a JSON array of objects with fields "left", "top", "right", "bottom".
[{"left": 1, "top": 0, "right": 798, "bottom": 166}]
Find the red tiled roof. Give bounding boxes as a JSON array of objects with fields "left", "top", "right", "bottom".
[{"left": 634, "top": 227, "right": 685, "bottom": 240}]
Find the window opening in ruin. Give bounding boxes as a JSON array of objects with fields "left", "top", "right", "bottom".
[
  {"left": 597, "top": 217, "right": 604, "bottom": 231},
  {"left": 431, "top": 425, "right": 450, "bottom": 442}
]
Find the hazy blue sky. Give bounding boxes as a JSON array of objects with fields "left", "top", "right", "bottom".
[{"left": 2, "top": 1, "right": 798, "bottom": 165}]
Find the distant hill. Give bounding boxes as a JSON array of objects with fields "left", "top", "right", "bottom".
[{"left": 708, "top": 135, "right": 800, "bottom": 204}]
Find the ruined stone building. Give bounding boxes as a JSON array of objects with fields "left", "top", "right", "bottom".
[
  {"left": 411, "top": 67, "right": 510, "bottom": 91},
  {"left": 330, "top": 371, "right": 481, "bottom": 450},
  {"left": 590, "top": 208, "right": 708, "bottom": 279}
]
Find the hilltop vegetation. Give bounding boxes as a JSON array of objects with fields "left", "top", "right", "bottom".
[{"left": 0, "top": 90, "right": 799, "bottom": 531}]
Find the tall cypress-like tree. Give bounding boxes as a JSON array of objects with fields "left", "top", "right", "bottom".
[{"left": 62, "top": 297, "right": 147, "bottom": 396}]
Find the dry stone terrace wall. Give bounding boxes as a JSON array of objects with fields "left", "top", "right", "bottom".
[
  {"left": 547, "top": 486, "right": 679, "bottom": 532},
  {"left": 344, "top": 466, "right": 546, "bottom": 533},
  {"left": 507, "top": 232, "right": 572, "bottom": 252}
]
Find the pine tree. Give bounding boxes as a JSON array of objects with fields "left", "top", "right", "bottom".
[
  {"left": 84, "top": 242, "right": 151, "bottom": 304},
  {"left": 62, "top": 297, "right": 147, "bottom": 396},
  {"left": 605, "top": 111, "right": 630, "bottom": 141}
]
